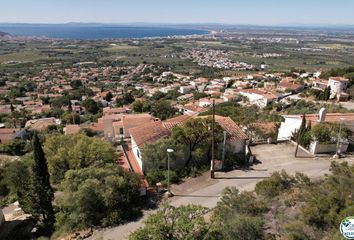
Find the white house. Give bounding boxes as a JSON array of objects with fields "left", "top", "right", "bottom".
[
  {"left": 236, "top": 89, "right": 279, "bottom": 108},
  {"left": 179, "top": 85, "right": 195, "bottom": 94},
  {"left": 328, "top": 77, "right": 349, "bottom": 95},
  {"left": 128, "top": 115, "right": 248, "bottom": 173},
  {"left": 277, "top": 108, "right": 354, "bottom": 141},
  {"left": 130, "top": 120, "right": 170, "bottom": 171}
]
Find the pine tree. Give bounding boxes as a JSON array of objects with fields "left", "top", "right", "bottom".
[{"left": 22, "top": 133, "right": 55, "bottom": 234}]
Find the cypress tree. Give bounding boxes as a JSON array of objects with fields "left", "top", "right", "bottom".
[
  {"left": 22, "top": 133, "right": 55, "bottom": 234},
  {"left": 324, "top": 86, "right": 331, "bottom": 101},
  {"left": 297, "top": 115, "right": 307, "bottom": 145}
]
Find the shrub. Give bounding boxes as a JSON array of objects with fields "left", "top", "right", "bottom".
[{"left": 255, "top": 171, "right": 296, "bottom": 198}]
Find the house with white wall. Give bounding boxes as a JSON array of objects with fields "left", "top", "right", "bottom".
[
  {"left": 278, "top": 108, "right": 354, "bottom": 142},
  {"left": 179, "top": 85, "right": 195, "bottom": 94},
  {"left": 235, "top": 89, "right": 280, "bottom": 108},
  {"left": 128, "top": 115, "right": 248, "bottom": 173},
  {"left": 328, "top": 77, "right": 349, "bottom": 95}
]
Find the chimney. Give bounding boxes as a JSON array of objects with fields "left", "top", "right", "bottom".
[{"left": 318, "top": 108, "right": 327, "bottom": 122}]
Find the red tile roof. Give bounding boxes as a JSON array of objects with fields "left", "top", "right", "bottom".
[
  {"left": 0, "top": 128, "right": 22, "bottom": 144},
  {"left": 130, "top": 120, "right": 170, "bottom": 147},
  {"left": 214, "top": 116, "right": 249, "bottom": 141},
  {"left": 124, "top": 142, "right": 144, "bottom": 175},
  {"left": 278, "top": 80, "right": 303, "bottom": 91},
  {"left": 163, "top": 115, "right": 191, "bottom": 130},
  {"left": 329, "top": 77, "right": 349, "bottom": 82},
  {"left": 64, "top": 125, "right": 81, "bottom": 135}
]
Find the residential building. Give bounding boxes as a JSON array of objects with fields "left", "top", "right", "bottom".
[
  {"left": 328, "top": 77, "right": 349, "bottom": 96},
  {"left": 0, "top": 128, "right": 27, "bottom": 144},
  {"left": 277, "top": 78, "right": 304, "bottom": 93},
  {"left": 277, "top": 109, "right": 354, "bottom": 141},
  {"left": 236, "top": 89, "right": 280, "bottom": 108},
  {"left": 25, "top": 118, "right": 61, "bottom": 132},
  {"left": 128, "top": 115, "right": 247, "bottom": 173},
  {"left": 130, "top": 120, "right": 171, "bottom": 171},
  {"left": 179, "top": 85, "right": 195, "bottom": 94},
  {"left": 312, "top": 79, "right": 329, "bottom": 91},
  {"left": 101, "top": 113, "right": 156, "bottom": 141}
]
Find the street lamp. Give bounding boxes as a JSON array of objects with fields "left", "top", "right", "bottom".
[{"left": 166, "top": 148, "right": 174, "bottom": 197}]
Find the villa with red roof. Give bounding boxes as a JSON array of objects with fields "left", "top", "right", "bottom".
[{"left": 128, "top": 115, "right": 248, "bottom": 173}]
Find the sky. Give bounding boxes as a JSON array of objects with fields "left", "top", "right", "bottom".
[{"left": 1, "top": 0, "right": 354, "bottom": 25}]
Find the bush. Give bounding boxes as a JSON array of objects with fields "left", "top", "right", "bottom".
[
  {"left": 0, "top": 139, "right": 30, "bottom": 156},
  {"left": 221, "top": 215, "right": 264, "bottom": 240},
  {"left": 146, "top": 170, "right": 180, "bottom": 186},
  {"left": 146, "top": 170, "right": 165, "bottom": 186},
  {"left": 255, "top": 171, "right": 296, "bottom": 198},
  {"left": 56, "top": 166, "right": 142, "bottom": 233},
  {"left": 223, "top": 153, "right": 246, "bottom": 170},
  {"left": 311, "top": 124, "right": 332, "bottom": 143}
]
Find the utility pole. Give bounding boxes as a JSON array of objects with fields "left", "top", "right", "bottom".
[
  {"left": 166, "top": 148, "right": 174, "bottom": 197},
  {"left": 211, "top": 100, "right": 215, "bottom": 179},
  {"left": 335, "top": 118, "right": 344, "bottom": 157},
  {"left": 221, "top": 131, "right": 227, "bottom": 169}
]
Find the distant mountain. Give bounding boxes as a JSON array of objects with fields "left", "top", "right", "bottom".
[{"left": 0, "top": 31, "right": 8, "bottom": 36}]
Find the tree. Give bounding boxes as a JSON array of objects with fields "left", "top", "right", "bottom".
[
  {"left": 116, "top": 92, "right": 135, "bottom": 106},
  {"left": 317, "top": 86, "right": 331, "bottom": 101},
  {"left": 219, "top": 215, "right": 264, "bottom": 240},
  {"left": 311, "top": 124, "right": 331, "bottom": 143},
  {"left": 150, "top": 100, "right": 178, "bottom": 120},
  {"left": 56, "top": 166, "right": 142, "bottom": 232},
  {"left": 105, "top": 91, "right": 113, "bottom": 102},
  {"left": 216, "top": 187, "right": 266, "bottom": 218},
  {"left": 21, "top": 133, "right": 55, "bottom": 234},
  {"left": 82, "top": 98, "right": 100, "bottom": 114},
  {"left": 44, "top": 134, "right": 116, "bottom": 183},
  {"left": 141, "top": 138, "right": 184, "bottom": 172},
  {"left": 130, "top": 203, "right": 209, "bottom": 240},
  {"left": 171, "top": 118, "right": 223, "bottom": 167},
  {"left": 70, "top": 80, "right": 83, "bottom": 89},
  {"left": 131, "top": 100, "right": 150, "bottom": 112}
]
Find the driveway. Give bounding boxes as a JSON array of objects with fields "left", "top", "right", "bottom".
[{"left": 89, "top": 143, "right": 354, "bottom": 240}]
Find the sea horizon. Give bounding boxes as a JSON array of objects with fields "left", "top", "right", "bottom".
[{"left": 0, "top": 23, "right": 209, "bottom": 40}]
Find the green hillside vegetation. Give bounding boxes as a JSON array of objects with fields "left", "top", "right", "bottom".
[
  {"left": 131, "top": 161, "right": 353, "bottom": 240},
  {"left": 0, "top": 134, "right": 143, "bottom": 239}
]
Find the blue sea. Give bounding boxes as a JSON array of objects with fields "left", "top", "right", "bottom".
[{"left": 0, "top": 24, "right": 208, "bottom": 39}]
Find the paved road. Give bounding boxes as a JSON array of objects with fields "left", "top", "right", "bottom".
[{"left": 89, "top": 143, "right": 354, "bottom": 240}]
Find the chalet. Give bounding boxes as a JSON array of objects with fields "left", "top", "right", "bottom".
[
  {"left": 312, "top": 79, "right": 328, "bottom": 91},
  {"left": 25, "top": 118, "right": 61, "bottom": 132},
  {"left": 328, "top": 77, "right": 349, "bottom": 96},
  {"left": 277, "top": 79, "right": 304, "bottom": 93},
  {"left": 128, "top": 115, "right": 247, "bottom": 173},
  {"left": 235, "top": 89, "right": 280, "bottom": 108},
  {"left": 129, "top": 120, "right": 171, "bottom": 171},
  {"left": 0, "top": 128, "right": 28, "bottom": 144},
  {"left": 179, "top": 103, "right": 207, "bottom": 116},
  {"left": 101, "top": 113, "right": 156, "bottom": 141},
  {"left": 179, "top": 85, "right": 195, "bottom": 94}
]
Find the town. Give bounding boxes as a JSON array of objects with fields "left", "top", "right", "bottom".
[{"left": 1, "top": 3, "right": 354, "bottom": 239}]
